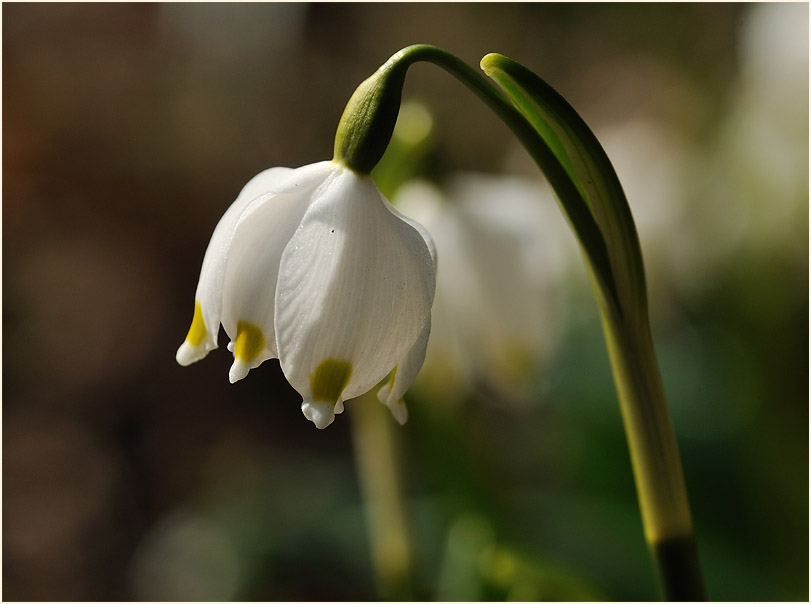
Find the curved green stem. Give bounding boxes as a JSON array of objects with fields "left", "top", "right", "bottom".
[
  {"left": 335, "top": 45, "right": 619, "bottom": 312},
  {"left": 481, "top": 52, "right": 704, "bottom": 600},
  {"left": 338, "top": 45, "right": 704, "bottom": 600}
]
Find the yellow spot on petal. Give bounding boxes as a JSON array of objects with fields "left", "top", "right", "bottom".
[
  {"left": 309, "top": 358, "right": 353, "bottom": 404},
  {"left": 185, "top": 301, "right": 208, "bottom": 346},
  {"left": 382, "top": 364, "right": 398, "bottom": 396},
  {"left": 234, "top": 320, "right": 266, "bottom": 363}
]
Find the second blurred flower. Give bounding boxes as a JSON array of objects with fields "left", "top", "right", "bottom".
[{"left": 395, "top": 173, "right": 577, "bottom": 403}]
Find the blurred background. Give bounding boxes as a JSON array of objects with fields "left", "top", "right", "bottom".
[{"left": 3, "top": 3, "right": 808, "bottom": 601}]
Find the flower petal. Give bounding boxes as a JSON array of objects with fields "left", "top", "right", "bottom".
[
  {"left": 176, "top": 166, "right": 293, "bottom": 366},
  {"left": 220, "top": 162, "right": 334, "bottom": 381},
  {"left": 377, "top": 314, "right": 431, "bottom": 424},
  {"left": 386, "top": 198, "right": 438, "bottom": 265},
  {"left": 301, "top": 357, "right": 353, "bottom": 429},
  {"left": 275, "top": 165, "right": 436, "bottom": 427}
]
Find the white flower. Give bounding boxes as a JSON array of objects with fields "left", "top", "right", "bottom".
[
  {"left": 177, "top": 160, "right": 436, "bottom": 429},
  {"left": 395, "top": 174, "right": 577, "bottom": 402}
]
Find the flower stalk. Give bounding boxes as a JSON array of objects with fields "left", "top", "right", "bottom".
[
  {"left": 349, "top": 391, "right": 414, "bottom": 600},
  {"left": 481, "top": 52, "right": 705, "bottom": 600},
  {"left": 337, "top": 45, "right": 705, "bottom": 600}
]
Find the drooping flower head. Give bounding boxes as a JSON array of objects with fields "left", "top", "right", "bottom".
[{"left": 177, "top": 58, "right": 436, "bottom": 428}]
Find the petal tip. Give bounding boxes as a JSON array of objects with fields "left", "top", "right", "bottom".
[
  {"left": 377, "top": 386, "right": 408, "bottom": 425},
  {"left": 176, "top": 340, "right": 213, "bottom": 366},
  {"left": 388, "top": 399, "right": 409, "bottom": 425},
  {"left": 301, "top": 399, "right": 336, "bottom": 429},
  {"left": 229, "top": 359, "right": 250, "bottom": 383}
]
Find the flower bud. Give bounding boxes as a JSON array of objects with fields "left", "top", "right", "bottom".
[{"left": 333, "top": 55, "right": 408, "bottom": 174}]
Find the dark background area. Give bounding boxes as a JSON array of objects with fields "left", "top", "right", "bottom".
[{"left": 3, "top": 3, "right": 808, "bottom": 601}]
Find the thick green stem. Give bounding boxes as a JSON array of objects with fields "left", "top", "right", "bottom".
[
  {"left": 601, "top": 312, "right": 692, "bottom": 544},
  {"left": 599, "top": 304, "right": 705, "bottom": 600},
  {"left": 349, "top": 392, "right": 414, "bottom": 600},
  {"left": 478, "top": 51, "right": 706, "bottom": 600}
]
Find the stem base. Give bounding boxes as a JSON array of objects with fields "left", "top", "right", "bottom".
[{"left": 652, "top": 536, "right": 706, "bottom": 601}]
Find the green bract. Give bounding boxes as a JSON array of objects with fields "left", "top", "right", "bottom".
[{"left": 333, "top": 53, "right": 409, "bottom": 174}]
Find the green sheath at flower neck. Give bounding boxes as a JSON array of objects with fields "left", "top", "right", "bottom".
[{"left": 333, "top": 53, "right": 410, "bottom": 175}]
